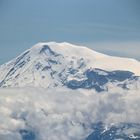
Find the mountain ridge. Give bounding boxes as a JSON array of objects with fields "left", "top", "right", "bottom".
[{"left": 0, "top": 42, "right": 140, "bottom": 90}]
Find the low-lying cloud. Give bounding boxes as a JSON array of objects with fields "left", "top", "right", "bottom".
[{"left": 0, "top": 87, "right": 140, "bottom": 140}]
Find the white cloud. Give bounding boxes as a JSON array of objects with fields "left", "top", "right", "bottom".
[{"left": 0, "top": 87, "right": 140, "bottom": 140}]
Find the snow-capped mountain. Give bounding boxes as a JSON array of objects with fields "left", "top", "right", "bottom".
[
  {"left": 0, "top": 42, "right": 140, "bottom": 91},
  {"left": 0, "top": 42, "right": 140, "bottom": 140}
]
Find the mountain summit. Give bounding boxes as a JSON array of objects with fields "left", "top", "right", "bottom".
[{"left": 0, "top": 42, "right": 140, "bottom": 90}]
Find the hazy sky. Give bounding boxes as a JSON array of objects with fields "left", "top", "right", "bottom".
[{"left": 0, "top": 0, "right": 140, "bottom": 64}]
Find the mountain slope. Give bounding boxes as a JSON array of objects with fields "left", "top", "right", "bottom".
[{"left": 0, "top": 42, "right": 140, "bottom": 89}]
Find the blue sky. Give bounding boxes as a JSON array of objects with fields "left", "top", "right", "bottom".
[{"left": 0, "top": 0, "right": 140, "bottom": 64}]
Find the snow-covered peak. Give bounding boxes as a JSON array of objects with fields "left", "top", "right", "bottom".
[
  {"left": 0, "top": 42, "right": 140, "bottom": 89},
  {"left": 29, "top": 42, "right": 107, "bottom": 59},
  {"left": 29, "top": 42, "right": 140, "bottom": 75}
]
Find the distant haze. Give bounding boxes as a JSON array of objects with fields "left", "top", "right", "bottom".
[{"left": 0, "top": 0, "right": 140, "bottom": 64}]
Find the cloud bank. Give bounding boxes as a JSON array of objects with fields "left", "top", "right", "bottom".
[{"left": 0, "top": 87, "right": 140, "bottom": 140}]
